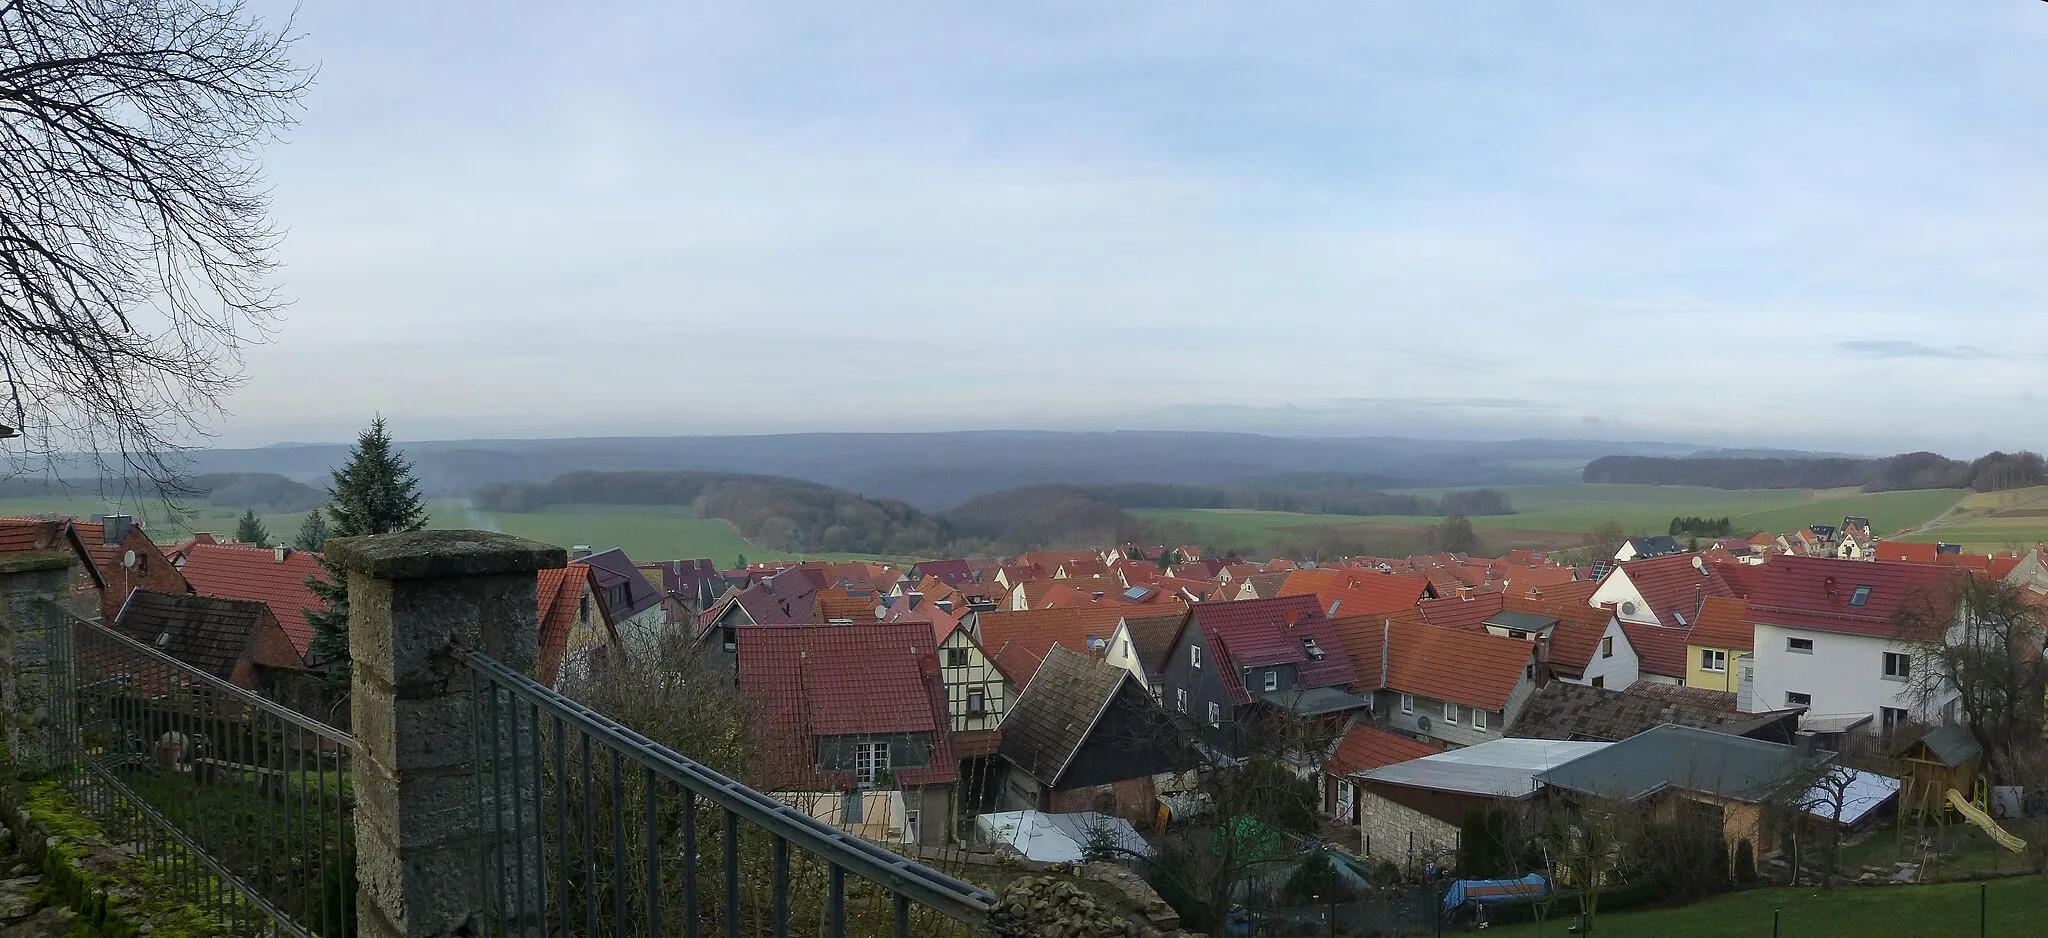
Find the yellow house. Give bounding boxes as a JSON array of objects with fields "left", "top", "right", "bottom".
[{"left": 1684, "top": 596, "right": 1752, "bottom": 695}]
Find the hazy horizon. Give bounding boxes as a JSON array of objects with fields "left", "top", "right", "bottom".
[{"left": 213, "top": 2, "right": 2048, "bottom": 455}]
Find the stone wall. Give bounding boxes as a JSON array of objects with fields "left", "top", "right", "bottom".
[{"left": 1356, "top": 789, "right": 1459, "bottom": 871}]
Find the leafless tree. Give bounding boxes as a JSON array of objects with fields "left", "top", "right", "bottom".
[
  {"left": 0, "top": 0, "right": 306, "bottom": 491},
  {"left": 1895, "top": 574, "right": 2048, "bottom": 776}
]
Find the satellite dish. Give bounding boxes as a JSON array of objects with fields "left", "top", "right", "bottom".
[
  {"left": 1620, "top": 601, "right": 1638, "bottom": 616},
  {"left": 875, "top": 605, "right": 888, "bottom": 620},
  {"left": 122, "top": 549, "right": 137, "bottom": 569},
  {"left": 1417, "top": 715, "right": 1432, "bottom": 732},
  {"left": 154, "top": 632, "right": 171, "bottom": 649}
]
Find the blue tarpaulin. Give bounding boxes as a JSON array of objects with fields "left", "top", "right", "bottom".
[{"left": 1441, "top": 873, "right": 1547, "bottom": 912}]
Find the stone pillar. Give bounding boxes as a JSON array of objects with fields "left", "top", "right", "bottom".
[
  {"left": 0, "top": 551, "right": 76, "bottom": 780},
  {"left": 335, "top": 531, "right": 564, "bottom": 938}
]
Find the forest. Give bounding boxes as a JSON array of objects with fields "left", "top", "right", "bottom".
[
  {"left": 0, "top": 472, "right": 323, "bottom": 510},
  {"left": 1583, "top": 451, "right": 2047, "bottom": 494}
]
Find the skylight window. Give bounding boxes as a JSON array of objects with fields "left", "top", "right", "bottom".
[
  {"left": 1848, "top": 586, "right": 1871, "bottom": 607},
  {"left": 1122, "top": 586, "right": 1149, "bottom": 601},
  {"left": 1300, "top": 636, "right": 1326, "bottom": 660}
]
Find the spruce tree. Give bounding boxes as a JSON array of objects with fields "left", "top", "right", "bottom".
[
  {"left": 305, "top": 418, "right": 429, "bottom": 688},
  {"left": 294, "top": 508, "right": 329, "bottom": 551},
  {"left": 234, "top": 508, "right": 270, "bottom": 546}
]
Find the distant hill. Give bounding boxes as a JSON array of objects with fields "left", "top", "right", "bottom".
[
  {"left": 1583, "top": 450, "right": 2046, "bottom": 494},
  {"left": 0, "top": 472, "right": 322, "bottom": 511},
  {"left": 179, "top": 431, "right": 1698, "bottom": 509}
]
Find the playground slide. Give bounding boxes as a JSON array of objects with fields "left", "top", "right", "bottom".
[{"left": 1946, "top": 789, "right": 2027, "bottom": 853}]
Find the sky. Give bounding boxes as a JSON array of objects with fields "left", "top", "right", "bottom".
[{"left": 221, "top": 1, "right": 2048, "bottom": 454}]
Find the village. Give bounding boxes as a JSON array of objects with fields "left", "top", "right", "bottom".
[{"left": 9, "top": 506, "right": 2045, "bottom": 933}]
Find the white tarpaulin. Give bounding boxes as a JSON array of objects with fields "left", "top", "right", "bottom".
[
  {"left": 974, "top": 811, "right": 1151, "bottom": 863},
  {"left": 1803, "top": 770, "right": 1899, "bottom": 826}
]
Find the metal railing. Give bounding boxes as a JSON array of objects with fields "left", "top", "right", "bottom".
[
  {"left": 457, "top": 643, "right": 996, "bottom": 937},
  {"left": 42, "top": 601, "right": 356, "bottom": 937}
]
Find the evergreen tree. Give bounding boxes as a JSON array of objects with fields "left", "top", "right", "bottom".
[
  {"left": 234, "top": 508, "right": 270, "bottom": 546},
  {"left": 294, "top": 508, "right": 329, "bottom": 552},
  {"left": 306, "top": 418, "right": 430, "bottom": 688},
  {"left": 733, "top": 554, "right": 747, "bottom": 570}
]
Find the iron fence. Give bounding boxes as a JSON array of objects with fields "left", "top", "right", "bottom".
[
  {"left": 41, "top": 600, "right": 356, "bottom": 937},
  {"left": 457, "top": 643, "right": 996, "bottom": 937}
]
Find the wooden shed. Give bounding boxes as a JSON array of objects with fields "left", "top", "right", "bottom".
[{"left": 1895, "top": 725, "right": 1982, "bottom": 819}]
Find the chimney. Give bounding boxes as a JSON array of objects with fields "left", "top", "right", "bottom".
[
  {"left": 274, "top": 546, "right": 291, "bottom": 564},
  {"left": 102, "top": 514, "right": 132, "bottom": 546},
  {"left": 571, "top": 545, "right": 592, "bottom": 560}
]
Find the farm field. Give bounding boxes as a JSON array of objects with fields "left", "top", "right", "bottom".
[
  {"left": 1485, "top": 875, "right": 2048, "bottom": 937},
  {"left": 1899, "top": 486, "right": 2048, "bottom": 552},
  {"left": 1132, "top": 484, "right": 1970, "bottom": 554}
]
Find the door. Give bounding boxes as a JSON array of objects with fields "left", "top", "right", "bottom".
[{"left": 856, "top": 741, "right": 890, "bottom": 787}]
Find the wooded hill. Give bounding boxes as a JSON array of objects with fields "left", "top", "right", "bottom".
[
  {"left": 0, "top": 472, "right": 324, "bottom": 511},
  {"left": 1582, "top": 451, "right": 2047, "bottom": 494}
]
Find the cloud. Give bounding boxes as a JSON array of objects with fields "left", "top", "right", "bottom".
[{"left": 1835, "top": 340, "right": 1997, "bottom": 360}]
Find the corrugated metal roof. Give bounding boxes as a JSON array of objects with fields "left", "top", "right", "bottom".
[{"left": 1361, "top": 738, "right": 1610, "bottom": 798}]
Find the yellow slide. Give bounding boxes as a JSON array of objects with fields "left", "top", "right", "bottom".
[{"left": 1946, "top": 789, "right": 2026, "bottom": 853}]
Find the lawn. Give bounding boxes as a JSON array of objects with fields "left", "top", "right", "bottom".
[
  {"left": 1133, "top": 484, "right": 1969, "bottom": 554},
  {"left": 1486, "top": 876, "right": 2048, "bottom": 937}
]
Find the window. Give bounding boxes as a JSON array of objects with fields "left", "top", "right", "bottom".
[
  {"left": 1191, "top": 646, "right": 1203, "bottom": 669},
  {"left": 1525, "top": 663, "right": 1534, "bottom": 680},
  {"left": 1263, "top": 670, "right": 1278, "bottom": 692},
  {"left": 579, "top": 596, "right": 590, "bottom": 624},
  {"left": 1122, "top": 639, "right": 1131, "bottom": 659},
  {"left": 966, "top": 688, "right": 986, "bottom": 715},
  {"left": 1176, "top": 688, "right": 1187, "bottom": 713},
  {"left": 1786, "top": 691, "right": 1812, "bottom": 707},
  {"left": 906, "top": 809, "right": 920, "bottom": 844},
  {"left": 1700, "top": 649, "right": 1727, "bottom": 673},
  {"left": 1208, "top": 701, "right": 1222, "bottom": 728},
  {"left": 1883, "top": 652, "right": 1911, "bottom": 680},
  {"left": 1300, "top": 636, "right": 1326, "bottom": 660},
  {"left": 1600, "top": 637, "right": 1614, "bottom": 659},
  {"left": 1400, "top": 693, "right": 1414, "bottom": 714},
  {"left": 1849, "top": 585, "right": 1871, "bottom": 608},
  {"left": 944, "top": 648, "right": 969, "bottom": 668},
  {"left": 1787, "top": 637, "right": 1814, "bottom": 654},
  {"left": 1444, "top": 702, "right": 1461, "bottom": 726},
  {"left": 721, "top": 625, "right": 736, "bottom": 652},
  {"left": 1473, "top": 709, "right": 1488, "bottom": 731},
  {"left": 1591, "top": 676, "right": 1605, "bottom": 688},
  {"left": 1881, "top": 706, "right": 1909, "bottom": 732},
  {"left": 855, "top": 742, "right": 890, "bottom": 787}
]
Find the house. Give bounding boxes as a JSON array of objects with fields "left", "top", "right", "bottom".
[
  {"left": 1277, "top": 567, "right": 1435, "bottom": 619},
  {"left": 574, "top": 548, "right": 666, "bottom": 652},
  {"left": 535, "top": 564, "right": 613, "bottom": 688},
  {"left": 1684, "top": 595, "right": 1753, "bottom": 696},
  {"left": 1741, "top": 556, "right": 1962, "bottom": 730},
  {"left": 1588, "top": 553, "right": 1735, "bottom": 629},
  {"left": 1353, "top": 738, "right": 1609, "bottom": 868},
  {"left": 975, "top": 605, "right": 1131, "bottom": 685},
  {"left": 737, "top": 623, "right": 955, "bottom": 847},
  {"left": 910, "top": 559, "right": 977, "bottom": 588},
  {"left": 1507, "top": 681, "right": 1801, "bottom": 744},
  {"left": 1321, "top": 723, "right": 1441, "bottom": 826},
  {"left": 2, "top": 516, "right": 191, "bottom": 621},
  {"left": 1332, "top": 616, "right": 1537, "bottom": 748},
  {"left": 111, "top": 588, "right": 307, "bottom": 700},
  {"left": 1489, "top": 592, "right": 1628, "bottom": 688},
  {"left": 1613, "top": 536, "right": 1686, "bottom": 563},
  {"left": 171, "top": 543, "right": 324, "bottom": 657},
  {"left": 1155, "top": 596, "right": 1368, "bottom": 753},
  {"left": 1101, "top": 612, "right": 1184, "bottom": 697},
  {"left": 1232, "top": 571, "right": 1294, "bottom": 601},
  {"left": 1537, "top": 724, "right": 1849, "bottom": 859},
  {"left": 653, "top": 558, "right": 730, "bottom": 622},
  {"left": 997, "top": 645, "right": 1179, "bottom": 825},
  {"left": 1618, "top": 620, "right": 1690, "bottom": 685}
]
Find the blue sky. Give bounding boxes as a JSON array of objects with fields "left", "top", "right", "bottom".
[{"left": 225, "top": 2, "right": 2048, "bottom": 454}]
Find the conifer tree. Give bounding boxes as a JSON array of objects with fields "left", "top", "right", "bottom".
[
  {"left": 294, "top": 508, "right": 329, "bottom": 551},
  {"left": 233, "top": 508, "right": 269, "bottom": 546},
  {"left": 305, "top": 418, "right": 429, "bottom": 689}
]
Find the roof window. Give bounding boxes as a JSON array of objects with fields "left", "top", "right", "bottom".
[
  {"left": 1300, "top": 636, "right": 1325, "bottom": 660},
  {"left": 1848, "top": 585, "right": 1871, "bottom": 607}
]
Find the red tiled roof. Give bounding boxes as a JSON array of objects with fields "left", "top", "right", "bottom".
[
  {"left": 1500, "top": 592, "right": 1613, "bottom": 677},
  {"left": 535, "top": 565, "right": 598, "bottom": 686},
  {"left": 1277, "top": 568, "right": 1432, "bottom": 618},
  {"left": 1185, "top": 595, "right": 1357, "bottom": 705},
  {"left": 1521, "top": 579, "right": 1601, "bottom": 606},
  {"left": 737, "top": 624, "right": 955, "bottom": 789},
  {"left": 175, "top": 544, "right": 326, "bottom": 655},
  {"left": 0, "top": 519, "right": 66, "bottom": 553},
  {"left": 1412, "top": 593, "right": 1507, "bottom": 633},
  {"left": 1618, "top": 622, "right": 1690, "bottom": 678},
  {"left": 1743, "top": 555, "right": 1962, "bottom": 639},
  {"left": 1330, "top": 615, "right": 1532, "bottom": 711},
  {"left": 1685, "top": 596, "right": 1754, "bottom": 652},
  {"left": 1327, "top": 723, "right": 1441, "bottom": 778},
  {"left": 1873, "top": 541, "right": 1939, "bottom": 564},
  {"left": 1612, "top": 554, "right": 1735, "bottom": 626},
  {"left": 976, "top": 605, "right": 1130, "bottom": 683}
]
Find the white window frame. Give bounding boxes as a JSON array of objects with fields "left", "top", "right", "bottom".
[
  {"left": 1444, "top": 701, "right": 1461, "bottom": 726},
  {"left": 1263, "top": 670, "right": 1278, "bottom": 692},
  {"left": 1473, "top": 708, "right": 1488, "bottom": 731},
  {"left": 1787, "top": 637, "right": 1814, "bottom": 655},
  {"left": 1400, "top": 693, "right": 1414, "bottom": 714},
  {"left": 855, "top": 741, "right": 890, "bottom": 787},
  {"left": 966, "top": 688, "right": 986, "bottom": 715},
  {"left": 1600, "top": 637, "right": 1614, "bottom": 659},
  {"left": 1701, "top": 649, "right": 1727, "bottom": 673},
  {"left": 1175, "top": 688, "right": 1187, "bottom": 712},
  {"left": 1191, "top": 645, "right": 1203, "bottom": 669},
  {"left": 1882, "top": 652, "right": 1911, "bottom": 680},
  {"left": 944, "top": 647, "right": 969, "bottom": 668},
  {"left": 1208, "top": 701, "right": 1222, "bottom": 728},
  {"left": 1881, "top": 706, "right": 1909, "bottom": 731}
]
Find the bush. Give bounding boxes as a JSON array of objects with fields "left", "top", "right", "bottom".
[{"left": 1735, "top": 839, "right": 1758, "bottom": 884}]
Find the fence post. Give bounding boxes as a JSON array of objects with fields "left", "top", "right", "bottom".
[
  {"left": 336, "top": 530, "right": 565, "bottom": 938},
  {"left": 0, "top": 550, "right": 75, "bottom": 781}
]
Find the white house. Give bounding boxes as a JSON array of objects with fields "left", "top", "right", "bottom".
[{"left": 1588, "top": 553, "right": 1734, "bottom": 629}]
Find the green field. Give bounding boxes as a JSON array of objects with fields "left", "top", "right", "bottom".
[
  {"left": 1132, "top": 484, "right": 1971, "bottom": 554},
  {"left": 1487, "top": 875, "right": 2048, "bottom": 937},
  {"left": 1899, "top": 486, "right": 2048, "bottom": 552}
]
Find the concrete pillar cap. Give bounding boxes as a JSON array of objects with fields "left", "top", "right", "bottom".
[{"left": 328, "top": 530, "right": 566, "bottom": 579}]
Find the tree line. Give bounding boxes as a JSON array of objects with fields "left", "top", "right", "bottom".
[
  {"left": 1583, "top": 450, "right": 2047, "bottom": 494},
  {"left": 1668, "top": 516, "right": 1732, "bottom": 536},
  {"left": 0, "top": 472, "right": 323, "bottom": 510}
]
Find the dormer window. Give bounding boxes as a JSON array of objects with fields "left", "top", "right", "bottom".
[{"left": 1300, "top": 637, "right": 1325, "bottom": 660}]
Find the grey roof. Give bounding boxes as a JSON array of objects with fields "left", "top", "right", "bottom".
[
  {"left": 1626, "top": 536, "right": 1686, "bottom": 558},
  {"left": 1509, "top": 681, "right": 1802, "bottom": 743},
  {"left": 580, "top": 548, "right": 664, "bottom": 619},
  {"left": 1259, "top": 685, "right": 1373, "bottom": 717},
  {"left": 999, "top": 644, "right": 1130, "bottom": 787},
  {"left": 1904, "top": 724, "right": 1982, "bottom": 767},
  {"left": 1537, "top": 724, "right": 1832, "bottom": 803},
  {"left": 1360, "top": 738, "right": 1610, "bottom": 799},
  {"left": 1120, "top": 613, "right": 1186, "bottom": 673},
  {"left": 1483, "top": 610, "right": 1558, "bottom": 634},
  {"left": 1240, "top": 571, "right": 1292, "bottom": 599},
  {"left": 113, "top": 588, "right": 276, "bottom": 682}
]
